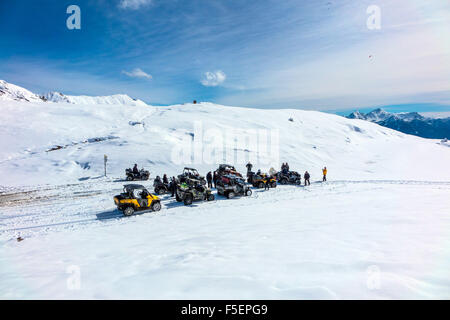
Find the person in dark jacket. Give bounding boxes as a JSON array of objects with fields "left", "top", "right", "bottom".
[
  {"left": 132, "top": 163, "right": 139, "bottom": 174},
  {"left": 213, "top": 171, "right": 218, "bottom": 188},
  {"left": 264, "top": 175, "right": 270, "bottom": 190},
  {"left": 163, "top": 174, "right": 168, "bottom": 184},
  {"left": 246, "top": 162, "right": 253, "bottom": 174},
  {"left": 170, "top": 176, "right": 177, "bottom": 197},
  {"left": 304, "top": 171, "right": 310, "bottom": 186},
  {"left": 206, "top": 171, "right": 213, "bottom": 188}
]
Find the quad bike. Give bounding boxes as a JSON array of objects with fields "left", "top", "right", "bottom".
[
  {"left": 125, "top": 168, "right": 150, "bottom": 181},
  {"left": 153, "top": 179, "right": 169, "bottom": 195},
  {"left": 178, "top": 167, "right": 206, "bottom": 185},
  {"left": 247, "top": 171, "right": 277, "bottom": 188},
  {"left": 216, "top": 174, "right": 252, "bottom": 199},
  {"left": 216, "top": 164, "right": 243, "bottom": 179},
  {"left": 114, "top": 184, "right": 161, "bottom": 216},
  {"left": 276, "top": 171, "right": 301, "bottom": 185},
  {"left": 175, "top": 178, "right": 214, "bottom": 205}
]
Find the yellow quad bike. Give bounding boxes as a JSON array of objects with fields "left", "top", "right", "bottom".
[
  {"left": 114, "top": 184, "right": 161, "bottom": 216},
  {"left": 248, "top": 172, "right": 277, "bottom": 188}
]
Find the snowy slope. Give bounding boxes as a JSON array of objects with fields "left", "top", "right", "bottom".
[
  {"left": 1, "top": 90, "right": 450, "bottom": 299},
  {"left": 1, "top": 99, "right": 450, "bottom": 186},
  {"left": 0, "top": 80, "right": 43, "bottom": 102}
]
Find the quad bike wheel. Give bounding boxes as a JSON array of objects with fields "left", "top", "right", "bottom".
[
  {"left": 176, "top": 193, "right": 182, "bottom": 202},
  {"left": 126, "top": 176, "right": 133, "bottom": 181},
  {"left": 295, "top": 179, "right": 301, "bottom": 185},
  {"left": 207, "top": 194, "right": 215, "bottom": 201},
  {"left": 123, "top": 206, "right": 135, "bottom": 216},
  {"left": 258, "top": 182, "right": 264, "bottom": 188},
  {"left": 245, "top": 189, "right": 252, "bottom": 196},
  {"left": 227, "top": 191, "right": 235, "bottom": 199},
  {"left": 184, "top": 194, "right": 193, "bottom": 205},
  {"left": 271, "top": 181, "right": 277, "bottom": 188},
  {"left": 152, "top": 201, "right": 161, "bottom": 211},
  {"left": 280, "top": 178, "right": 288, "bottom": 185}
]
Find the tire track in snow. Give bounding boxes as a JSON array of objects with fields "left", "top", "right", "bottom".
[{"left": 1, "top": 179, "right": 449, "bottom": 239}]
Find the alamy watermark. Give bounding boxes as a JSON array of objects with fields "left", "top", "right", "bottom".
[
  {"left": 170, "top": 121, "right": 280, "bottom": 168},
  {"left": 66, "top": 5, "right": 81, "bottom": 30},
  {"left": 366, "top": 5, "right": 381, "bottom": 30},
  {"left": 366, "top": 265, "right": 381, "bottom": 290},
  {"left": 66, "top": 265, "right": 81, "bottom": 290}
]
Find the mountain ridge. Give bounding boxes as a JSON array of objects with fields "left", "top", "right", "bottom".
[
  {"left": 0, "top": 80, "right": 149, "bottom": 107},
  {"left": 347, "top": 108, "right": 450, "bottom": 139}
]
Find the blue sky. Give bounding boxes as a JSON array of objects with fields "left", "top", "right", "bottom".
[{"left": 0, "top": 0, "right": 449, "bottom": 112}]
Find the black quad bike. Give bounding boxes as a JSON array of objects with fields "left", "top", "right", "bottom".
[
  {"left": 125, "top": 168, "right": 150, "bottom": 181},
  {"left": 178, "top": 167, "right": 206, "bottom": 185},
  {"left": 176, "top": 178, "right": 214, "bottom": 205},
  {"left": 216, "top": 174, "right": 252, "bottom": 199},
  {"left": 276, "top": 171, "right": 302, "bottom": 185},
  {"left": 153, "top": 179, "right": 169, "bottom": 195}
]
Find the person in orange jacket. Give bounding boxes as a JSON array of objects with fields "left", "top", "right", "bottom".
[{"left": 322, "top": 167, "right": 327, "bottom": 181}]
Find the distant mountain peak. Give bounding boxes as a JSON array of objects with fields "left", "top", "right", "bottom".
[
  {"left": 0, "top": 80, "right": 44, "bottom": 102},
  {"left": 0, "top": 80, "right": 149, "bottom": 107},
  {"left": 346, "top": 108, "right": 450, "bottom": 139}
]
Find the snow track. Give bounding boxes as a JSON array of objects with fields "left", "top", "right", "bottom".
[{"left": 1, "top": 178, "right": 449, "bottom": 240}]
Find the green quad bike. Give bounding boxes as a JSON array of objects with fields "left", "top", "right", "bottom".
[{"left": 176, "top": 178, "right": 215, "bottom": 205}]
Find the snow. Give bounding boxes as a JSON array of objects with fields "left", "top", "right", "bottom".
[
  {"left": 1, "top": 99, "right": 449, "bottom": 186},
  {"left": 0, "top": 80, "right": 42, "bottom": 102},
  {"left": 1, "top": 87, "right": 450, "bottom": 299},
  {"left": 44, "top": 91, "right": 148, "bottom": 107},
  {"left": 1, "top": 180, "right": 449, "bottom": 299}
]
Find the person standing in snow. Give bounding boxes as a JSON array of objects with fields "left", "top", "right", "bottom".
[
  {"left": 170, "top": 176, "right": 177, "bottom": 197},
  {"left": 206, "top": 171, "right": 213, "bottom": 189},
  {"left": 213, "top": 171, "right": 218, "bottom": 188},
  {"left": 163, "top": 174, "right": 169, "bottom": 185},
  {"left": 322, "top": 167, "right": 327, "bottom": 182},
  {"left": 304, "top": 171, "right": 310, "bottom": 186},
  {"left": 246, "top": 162, "right": 253, "bottom": 174},
  {"left": 264, "top": 175, "right": 270, "bottom": 190}
]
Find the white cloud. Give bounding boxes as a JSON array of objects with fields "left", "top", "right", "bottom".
[
  {"left": 201, "top": 70, "right": 226, "bottom": 87},
  {"left": 119, "top": 0, "right": 152, "bottom": 10},
  {"left": 122, "top": 68, "right": 152, "bottom": 80}
]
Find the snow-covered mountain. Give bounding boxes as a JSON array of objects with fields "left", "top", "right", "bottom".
[
  {"left": 0, "top": 80, "right": 43, "bottom": 102},
  {"left": 347, "top": 108, "right": 450, "bottom": 139},
  {"left": 0, "top": 80, "right": 148, "bottom": 106},
  {"left": 1, "top": 82, "right": 450, "bottom": 299},
  {"left": 43, "top": 91, "right": 148, "bottom": 106}
]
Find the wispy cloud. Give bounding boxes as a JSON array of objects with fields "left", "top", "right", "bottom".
[
  {"left": 122, "top": 68, "right": 152, "bottom": 79},
  {"left": 201, "top": 71, "right": 226, "bottom": 87},
  {"left": 119, "top": 0, "right": 152, "bottom": 10}
]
